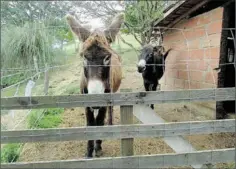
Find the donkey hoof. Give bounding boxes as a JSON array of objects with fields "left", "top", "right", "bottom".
[
  {"left": 85, "top": 153, "right": 93, "bottom": 158},
  {"left": 95, "top": 146, "right": 103, "bottom": 157},
  {"left": 95, "top": 149, "right": 103, "bottom": 157}
]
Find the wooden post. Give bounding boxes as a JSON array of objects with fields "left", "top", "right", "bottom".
[
  {"left": 120, "top": 88, "right": 134, "bottom": 156},
  {"left": 44, "top": 64, "right": 49, "bottom": 96}
]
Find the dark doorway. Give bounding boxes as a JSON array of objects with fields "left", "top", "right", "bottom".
[{"left": 216, "top": 1, "right": 235, "bottom": 119}]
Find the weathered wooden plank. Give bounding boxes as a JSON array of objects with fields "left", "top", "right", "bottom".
[
  {"left": 120, "top": 89, "right": 134, "bottom": 156},
  {"left": 1, "top": 88, "right": 235, "bottom": 110},
  {"left": 1, "top": 119, "right": 235, "bottom": 144},
  {"left": 133, "top": 105, "right": 202, "bottom": 169},
  {"left": 1, "top": 148, "right": 234, "bottom": 168}
]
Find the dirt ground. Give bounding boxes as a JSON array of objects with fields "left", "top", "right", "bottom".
[{"left": 17, "top": 61, "right": 235, "bottom": 169}]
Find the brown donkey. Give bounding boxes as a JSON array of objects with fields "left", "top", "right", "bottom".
[{"left": 66, "top": 13, "right": 124, "bottom": 158}]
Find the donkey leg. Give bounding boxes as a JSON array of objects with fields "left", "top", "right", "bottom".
[
  {"left": 104, "top": 89, "right": 113, "bottom": 125},
  {"left": 150, "top": 83, "right": 158, "bottom": 110},
  {"left": 85, "top": 107, "right": 95, "bottom": 158},
  {"left": 144, "top": 82, "right": 152, "bottom": 108},
  {"left": 108, "top": 106, "right": 113, "bottom": 125},
  {"left": 95, "top": 107, "right": 106, "bottom": 157}
]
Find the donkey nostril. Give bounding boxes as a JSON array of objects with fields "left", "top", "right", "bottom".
[{"left": 138, "top": 66, "right": 146, "bottom": 73}]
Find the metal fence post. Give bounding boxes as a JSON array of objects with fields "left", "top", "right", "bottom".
[{"left": 44, "top": 64, "right": 49, "bottom": 95}]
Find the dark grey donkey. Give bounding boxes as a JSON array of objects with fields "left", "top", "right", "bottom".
[{"left": 137, "top": 44, "right": 171, "bottom": 109}]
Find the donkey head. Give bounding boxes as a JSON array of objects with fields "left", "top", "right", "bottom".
[
  {"left": 137, "top": 44, "right": 168, "bottom": 73},
  {"left": 66, "top": 13, "right": 124, "bottom": 94}
]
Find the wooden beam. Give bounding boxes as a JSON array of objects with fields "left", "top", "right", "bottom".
[
  {"left": 1, "top": 148, "right": 235, "bottom": 168},
  {"left": 166, "top": 0, "right": 210, "bottom": 29},
  {"left": 153, "top": 0, "right": 186, "bottom": 27},
  {"left": 1, "top": 119, "right": 234, "bottom": 144},
  {"left": 133, "top": 104, "right": 204, "bottom": 169},
  {"left": 1, "top": 88, "right": 235, "bottom": 110}
]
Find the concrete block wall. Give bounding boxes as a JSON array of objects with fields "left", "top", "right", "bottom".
[{"left": 160, "top": 7, "right": 224, "bottom": 90}]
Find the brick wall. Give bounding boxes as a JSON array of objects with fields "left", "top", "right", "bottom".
[{"left": 160, "top": 7, "right": 224, "bottom": 90}]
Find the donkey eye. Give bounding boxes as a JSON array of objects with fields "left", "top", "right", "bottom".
[{"left": 103, "top": 55, "right": 111, "bottom": 65}]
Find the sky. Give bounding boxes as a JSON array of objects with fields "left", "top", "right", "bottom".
[
  {"left": 88, "top": 18, "right": 104, "bottom": 29},
  {"left": 78, "top": 1, "right": 124, "bottom": 30}
]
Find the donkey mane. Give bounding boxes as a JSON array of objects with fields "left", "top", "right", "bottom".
[{"left": 80, "top": 30, "right": 121, "bottom": 62}]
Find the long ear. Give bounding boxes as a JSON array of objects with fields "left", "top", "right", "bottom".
[
  {"left": 163, "top": 48, "right": 172, "bottom": 61},
  {"left": 104, "top": 13, "right": 125, "bottom": 43},
  {"left": 66, "top": 14, "right": 91, "bottom": 42},
  {"left": 159, "top": 46, "right": 165, "bottom": 55}
]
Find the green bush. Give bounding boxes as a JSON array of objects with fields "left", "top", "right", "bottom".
[
  {"left": 1, "top": 143, "right": 21, "bottom": 163},
  {"left": 27, "top": 108, "right": 64, "bottom": 129},
  {"left": 1, "top": 22, "right": 66, "bottom": 70}
]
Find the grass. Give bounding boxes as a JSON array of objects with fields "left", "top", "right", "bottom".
[
  {"left": 1, "top": 22, "right": 60, "bottom": 70},
  {"left": 1, "top": 73, "right": 46, "bottom": 97},
  {"left": 62, "top": 83, "right": 80, "bottom": 95},
  {"left": 1, "top": 143, "right": 21, "bottom": 163},
  {"left": 27, "top": 108, "right": 64, "bottom": 129}
]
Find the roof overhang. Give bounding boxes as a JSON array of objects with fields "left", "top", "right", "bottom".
[{"left": 152, "top": 0, "right": 232, "bottom": 32}]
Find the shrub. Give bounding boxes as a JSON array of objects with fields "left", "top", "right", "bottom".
[
  {"left": 1, "top": 22, "right": 66, "bottom": 71},
  {"left": 1, "top": 143, "right": 21, "bottom": 163},
  {"left": 27, "top": 108, "right": 64, "bottom": 129}
]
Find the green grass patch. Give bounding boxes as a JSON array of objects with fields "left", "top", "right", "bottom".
[
  {"left": 1, "top": 143, "right": 21, "bottom": 163},
  {"left": 1, "top": 84, "right": 25, "bottom": 98},
  {"left": 1, "top": 73, "right": 46, "bottom": 97},
  {"left": 62, "top": 82, "right": 80, "bottom": 95},
  {"left": 27, "top": 108, "right": 64, "bottom": 129},
  {"left": 119, "top": 49, "right": 138, "bottom": 65}
]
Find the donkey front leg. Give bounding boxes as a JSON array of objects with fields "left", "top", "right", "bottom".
[
  {"left": 150, "top": 83, "right": 158, "bottom": 109},
  {"left": 108, "top": 106, "right": 113, "bottom": 125},
  {"left": 85, "top": 107, "right": 95, "bottom": 158},
  {"left": 95, "top": 107, "right": 106, "bottom": 157},
  {"left": 144, "top": 82, "right": 155, "bottom": 109}
]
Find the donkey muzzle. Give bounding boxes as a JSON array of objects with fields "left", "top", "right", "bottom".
[{"left": 137, "top": 66, "right": 146, "bottom": 73}]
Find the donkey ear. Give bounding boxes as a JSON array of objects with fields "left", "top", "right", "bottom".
[
  {"left": 159, "top": 46, "right": 165, "bottom": 55},
  {"left": 104, "top": 13, "right": 125, "bottom": 43},
  {"left": 66, "top": 14, "right": 91, "bottom": 42}
]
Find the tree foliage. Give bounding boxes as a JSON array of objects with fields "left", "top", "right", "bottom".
[
  {"left": 1, "top": 1, "right": 73, "bottom": 26},
  {"left": 1, "top": 1, "right": 74, "bottom": 44},
  {"left": 1, "top": 22, "right": 65, "bottom": 70},
  {"left": 1, "top": 1, "right": 74, "bottom": 71},
  {"left": 71, "top": 1, "right": 124, "bottom": 26},
  {"left": 123, "top": 1, "right": 165, "bottom": 45},
  {"left": 69, "top": 1, "right": 166, "bottom": 46}
]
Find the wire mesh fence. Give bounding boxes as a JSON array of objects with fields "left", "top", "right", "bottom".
[{"left": 1, "top": 15, "right": 235, "bottom": 169}]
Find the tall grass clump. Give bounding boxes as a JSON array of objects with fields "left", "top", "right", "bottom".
[
  {"left": 1, "top": 143, "right": 21, "bottom": 163},
  {"left": 27, "top": 108, "right": 64, "bottom": 129},
  {"left": 1, "top": 22, "right": 66, "bottom": 71}
]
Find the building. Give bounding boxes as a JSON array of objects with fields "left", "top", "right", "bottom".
[{"left": 152, "top": 0, "right": 235, "bottom": 118}]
